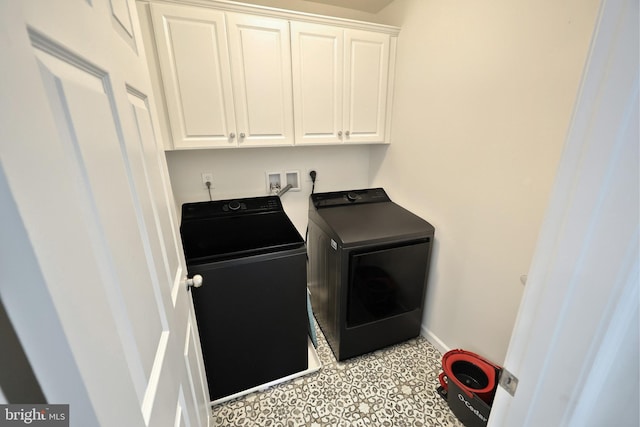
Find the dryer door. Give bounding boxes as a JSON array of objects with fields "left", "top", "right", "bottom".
[{"left": 347, "top": 240, "right": 430, "bottom": 328}]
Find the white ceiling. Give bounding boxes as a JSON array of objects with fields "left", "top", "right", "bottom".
[{"left": 301, "top": 0, "right": 395, "bottom": 13}]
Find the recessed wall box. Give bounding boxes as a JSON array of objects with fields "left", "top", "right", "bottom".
[
  {"left": 285, "top": 170, "right": 301, "bottom": 191},
  {"left": 266, "top": 171, "right": 282, "bottom": 194}
]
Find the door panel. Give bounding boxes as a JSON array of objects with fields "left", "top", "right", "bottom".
[
  {"left": 151, "top": 3, "right": 236, "bottom": 148},
  {"left": 227, "top": 13, "right": 294, "bottom": 146},
  {"left": 109, "top": 0, "right": 136, "bottom": 49},
  {"left": 183, "top": 320, "right": 208, "bottom": 427},
  {"left": 127, "top": 91, "right": 182, "bottom": 296},
  {"left": 35, "top": 47, "right": 168, "bottom": 396},
  {"left": 344, "top": 29, "right": 389, "bottom": 143},
  {"left": 291, "top": 21, "right": 343, "bottom": 145},
  {"left": 175, "top": 387, "right": 193, "bottom": 427},
  {"left": 0, "top": 1, "right": 210, "bottom": 426}
]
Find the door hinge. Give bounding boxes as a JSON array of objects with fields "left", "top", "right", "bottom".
[{"left": 498, "top": 368, "right": 519, "bottom": 396}]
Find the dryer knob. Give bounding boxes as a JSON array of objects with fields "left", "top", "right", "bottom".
[
  {"left": 347, "top": 192, "right": 358, "bottom": 202},
  {"left": 228, "top": 200, "right": 241, "bottom": 210}
]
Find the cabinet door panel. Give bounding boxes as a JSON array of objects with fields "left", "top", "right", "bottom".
[
  {"left": 291, "top": 22, "right": 343, "bottom": 145},
  {"left": 344, "top": 30, "right": 390, "bottom": 143},
  {"left": 227, "top": 13, "right": 294, "bottom": 147},
  {"left": 151, "top": 4, "right": 236, "bottom": 148}
]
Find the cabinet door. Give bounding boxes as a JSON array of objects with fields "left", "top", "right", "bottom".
[
  {"left": 344, "top": 29, "right": 390, "bottom": 144},
  {"left": 226, "top": 13, "right": 294, "bottom": 147},
  {"left": 151, "top": 3, "right": 237, "bottom": 148},
  {"left": 291, "top": 21, "right": 343, "bottom": 145}
]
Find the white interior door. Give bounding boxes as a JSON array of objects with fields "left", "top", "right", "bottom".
[
  {"left": 488, "top": 0, "right": 639, "bottom": 425},
  {"left": 0, "top": 1, "right": 210, "bottom": 426}
]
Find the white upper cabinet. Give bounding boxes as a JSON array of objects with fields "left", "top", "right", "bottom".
[
  {"left": 226, "top": 13, "right": 294, "bottom": 147},
  {"left": 150, "top": 3, "right": 293, "bottom": 148},
  {"left": 150, "top": 4, "right": 234, "bottom": 148},
  {"left": 291, "top": 22, "right": 391, "bottom": 145},
  {"left": 344, "top": 29, "right": 391, "bottom": 144},
  {"left": 141, "top": 0, "right": 398, "bottom": 149},
  {"left": 291, "top": 22, "right": 343, "bottom": 145}
]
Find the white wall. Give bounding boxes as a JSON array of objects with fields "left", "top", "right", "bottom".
[
  {"left": 370, "top": 0, "right": 600, "bottom": 363},
  {"left": 166, "top": 145, "right": 371, "bottom": 235}
]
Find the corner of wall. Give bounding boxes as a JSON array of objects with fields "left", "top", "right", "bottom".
[{"left": 420, "top": 325, "right": 451, "bottom": 356}]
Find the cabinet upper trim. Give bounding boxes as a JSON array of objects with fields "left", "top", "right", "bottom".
[{"left": 137, "top": 0, "right": 401, "bottom": 35}]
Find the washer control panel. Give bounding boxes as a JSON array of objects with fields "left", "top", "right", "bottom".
[
  {"left": 311, "top": 188, "right": 390, "bottom": 208},
  {"left": 182, "top": 196, "right": 282, "bottom": 220}
]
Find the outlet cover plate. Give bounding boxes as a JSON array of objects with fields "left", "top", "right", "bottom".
[{"left": 201, "top": 172, "right": 214, "bottom": 188}]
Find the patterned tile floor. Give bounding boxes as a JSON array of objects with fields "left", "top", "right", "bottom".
[{"left": 212, "top": 325, "right": 463, "bottom": 426}]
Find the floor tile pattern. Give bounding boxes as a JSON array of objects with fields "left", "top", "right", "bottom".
[{"left": 212, "top": 327, "right": 463, "bottom": 426}]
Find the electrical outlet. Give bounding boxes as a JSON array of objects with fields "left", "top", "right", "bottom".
[{"left": 201, "top": 172, "right": 213, "bottom": 188}]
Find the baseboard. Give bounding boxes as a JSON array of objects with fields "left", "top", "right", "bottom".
[{"left": 420, "top": 325, "right": 451, "bottom": 356}]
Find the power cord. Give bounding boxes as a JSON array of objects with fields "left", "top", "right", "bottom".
[
  {"left": 206, "top": 181, "right": 212, "bottom": 201},
  {"left": 305, "top": 170, "right": 317, "bottom": 248},
  {"left": 309, "top": 170, "right": 317, "bottom": 195}
]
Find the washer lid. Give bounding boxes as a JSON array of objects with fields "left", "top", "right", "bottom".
[{"left": 181, "top": 196, "right": 303, "bottom": 264}]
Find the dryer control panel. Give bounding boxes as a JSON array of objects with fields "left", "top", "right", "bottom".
[{"left": 311, "top": 188, "right": 390, "bottom": 208}]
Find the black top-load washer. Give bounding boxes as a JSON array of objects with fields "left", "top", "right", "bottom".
[
  {"left": 307, "top": 188, "right": 435, "bottom": 361},
  {"left": 181, "top": 196, "right": 308, "bottom": 401}
]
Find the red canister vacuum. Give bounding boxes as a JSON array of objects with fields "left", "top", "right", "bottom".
[{"left": 438, "top": 349, "right": 500, "bottom": 405}]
